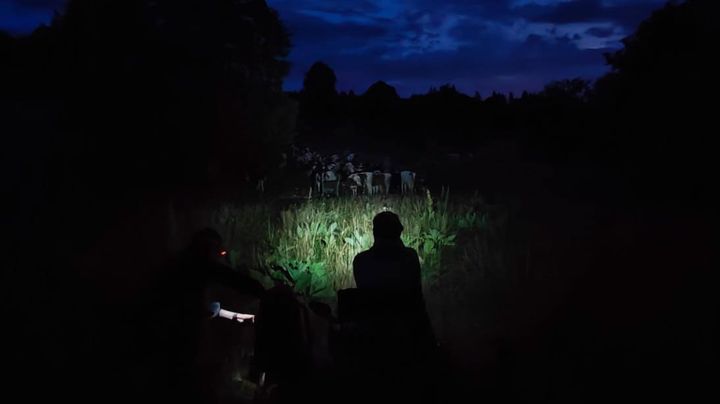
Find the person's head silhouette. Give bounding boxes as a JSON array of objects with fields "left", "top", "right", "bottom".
[
  {"left": 373, "top": 211, "right": 404, "bottom": 241},
  {"left": 188, "top": 228, "right": 225, "bottom": 262}
]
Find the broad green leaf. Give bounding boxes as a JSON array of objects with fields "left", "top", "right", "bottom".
[
  {"left": 308, "top": 262, "right": 325, "bottom": 277},
  {"left": 270, "top": 270, "right": 287, "bottom": 283},
  {"left": 295, "top": 272, "right": 312, "bottom": 295}
]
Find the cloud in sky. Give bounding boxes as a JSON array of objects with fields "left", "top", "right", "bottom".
[
  {"left": 271, "top": 0, "right": 665, "bottom": 95},
  {"left": 1, "top": 0, "right": 667, "bottom": 96}
]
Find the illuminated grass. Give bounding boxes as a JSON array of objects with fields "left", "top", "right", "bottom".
[{"left": 212, "top": 190, "right": 504, "bottom": 300}]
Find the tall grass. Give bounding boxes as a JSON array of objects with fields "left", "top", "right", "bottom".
[{"left": 212, "top": 190, "right": 505, "bottom": 301}]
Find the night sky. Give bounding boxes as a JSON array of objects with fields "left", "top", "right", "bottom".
[{"left": 1, "top": 0, "right": 666, "bottom": 96}]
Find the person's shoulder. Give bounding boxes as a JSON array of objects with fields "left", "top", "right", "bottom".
[
  {"left": 403, "top": 246, "right": 419, "bottom": 257},
  {"left": 354, "top": 249, "right": 379, "bottom": 271},
  {"left": 353, "top": 249, "right": 373, "bottom": 263}
]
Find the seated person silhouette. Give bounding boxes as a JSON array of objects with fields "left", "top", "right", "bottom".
[{"left": 342, "top": 212, "right": 436, "bottom": 368}]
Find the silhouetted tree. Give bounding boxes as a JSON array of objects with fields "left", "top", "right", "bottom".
[
  {"left": 1, "top": 1, "right": 295, "bottom": 310},
  {"left": 364, "top": 80, "right": 399, "bottom": 101},
  {"left": 356, "top": 81, "right": 402, "bottom": 140},
  {"left": 2, "top": 0, "right": 293, "bottom": 196},
  {"left": 302, "top": 61, "right": 337, "bottom": 100},
  {"left": 593, "top": 0, "right": 718, "bottom": 199},
  {"left": 3, "top": 3, "right": 295, "bottom": 398},
  {"left": 298, "top": 61, "right": 339, "bottom": 135}
]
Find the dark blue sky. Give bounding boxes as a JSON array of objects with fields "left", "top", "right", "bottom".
[{"left": 1, "top": 0, "right": 667, "bottom": 96}]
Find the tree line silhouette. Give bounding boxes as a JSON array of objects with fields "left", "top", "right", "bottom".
[
  {"left": 2, "top": 0, "right": 717, "bottom": 204},
  {"left": 292, "top": 0, "right": 717, "bottom": 203},
  {"left": 295, "top": 64, "right": 593, "bottom": 153}
]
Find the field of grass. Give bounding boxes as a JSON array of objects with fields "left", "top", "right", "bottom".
[{"left": 210, "top": 189, "right": 511, "bottom": 303}]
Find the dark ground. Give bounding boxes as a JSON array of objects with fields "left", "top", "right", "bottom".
[{"left": 5, "top": 139, "right": 717, "bottom": 403}]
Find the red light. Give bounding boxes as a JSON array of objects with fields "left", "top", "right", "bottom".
[{"left": 220, "top": 250, "right": 227, "bottom": 256}]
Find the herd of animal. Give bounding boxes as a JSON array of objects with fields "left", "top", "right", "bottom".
[{"left": 292, "top": 147, "right": 418, "bottom": 198}]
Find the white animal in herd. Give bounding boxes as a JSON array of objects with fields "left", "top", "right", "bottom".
[
  {"left": 321, "top": 170, "right": 339, "bottom": 196},
  {"left": 370, "top": 171, "right": 391, "bottom": 195},
  {"left": 347, "top": 173, "right": 363, "bottom": 197},
  {"left": 400, "top": 171, "right": 416, "bottom": 195}
]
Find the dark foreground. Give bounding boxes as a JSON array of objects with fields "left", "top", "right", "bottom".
[{"left": 5, "top": 148, "right": 716, "bottom": 404}]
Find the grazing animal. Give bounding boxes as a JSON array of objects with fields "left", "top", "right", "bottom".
[
  {"left": 371, "top": 171, "right": 390, "bottom": 195},
  {"left": 310, "top": 167, "right": 323, "bottom": 198},
  {"left": 321, "top": 170, "right": 340, "bottom": 197},
  {"left": 400, "top": 171, "right": 416, "bottom": 195},
  {"left": 360, "top": 172, "right": 374, "bottom": 195},
  {"left": 343, "top": 162, "right": 356, "bottom": 177},
  {"left": 322, "top": 170, "right": 338, "bottom": 182},
  {"left": 383, "top": 173, "right": 392, "bottom": 195},
  {"left": 347, "top": 173, "right": 363, "bottom": 197}
]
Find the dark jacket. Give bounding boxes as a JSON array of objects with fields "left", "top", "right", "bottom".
[
  {"left": 353, "top": 238, "right": 423, "bottom": 296},
  {"left": 350, "top": 238, "right": 436, "bottom": 363}
]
